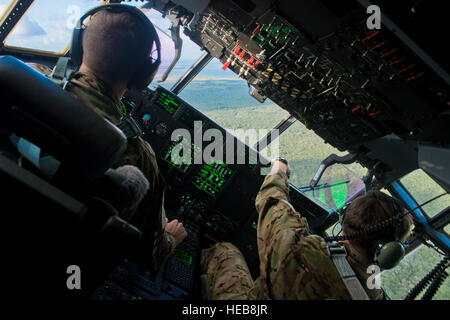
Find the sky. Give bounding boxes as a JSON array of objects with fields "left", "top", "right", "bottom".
[{"left": 0, "top": 0, "right": 235, "bottom": 80}]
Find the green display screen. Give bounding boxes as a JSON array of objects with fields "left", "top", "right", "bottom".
[
  {"left": 162, "top": 136, "right": 201, "bottom": 174},
  {"left": 173, "top": 249, "right": 193, "bottom": 267},
  {"left": 192, "top": 160, "right": 234, "bottom": 197},
  {"left": 155, "top": 90, "right": 180, "bottom": 115}
]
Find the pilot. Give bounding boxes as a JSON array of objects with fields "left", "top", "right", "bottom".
[
  {"left": 29, "top": 7, "right": 186, "bottom": 271},
  {"left": 200, "top": 159, "right": 414, "bottom": 300}
]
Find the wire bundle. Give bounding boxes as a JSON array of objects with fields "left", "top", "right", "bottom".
[{"left": 405, "top": 255, "right": 449, "bottom": 300}]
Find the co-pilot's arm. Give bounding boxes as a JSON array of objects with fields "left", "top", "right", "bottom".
[
  {"left": 254, "top": 161, "right": 311, "bottom": 297},
  {"left": 255, "top": 160, "right": 310, "bottom": 244}
]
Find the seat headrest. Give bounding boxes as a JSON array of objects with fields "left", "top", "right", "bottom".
[{"left": 0, "top": 55, "right": 127, "bottom": 187}]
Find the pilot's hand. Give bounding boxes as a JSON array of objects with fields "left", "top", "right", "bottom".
[
  {"left": 165, "top": 219, "right": 188, "bottom": 247},
  {"left": 270, "top": 158, "right": 291, "bottom": 178}
]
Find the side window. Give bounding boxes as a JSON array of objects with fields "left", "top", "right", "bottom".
[
  {"left": 400, "top": 169, "right": 450, "bottom": 219},
  {"left": 4, "top": 0, "right": 103, "bottom": 53},
  {"left": 381, "top": 244, "right": 449, "bottom": 299}
]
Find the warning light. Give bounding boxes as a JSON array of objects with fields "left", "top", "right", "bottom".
[
  {"left": 352, "top": 105, "right": 361, "bottom": 113},
  {"left": 222, "top": 61, "right": 231, "bottom": 70},
  {"left": 252, "top": 25, "right": 262, "bottom": 36}
]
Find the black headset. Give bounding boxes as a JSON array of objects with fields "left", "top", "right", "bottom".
[
  {"left": 339, "top": 192, "right": 407, "bottom": 270},
  {"left": 70, "top": 3, "right": 161, "bottom": 90}
]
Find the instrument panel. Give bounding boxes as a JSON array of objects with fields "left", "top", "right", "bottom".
[
  {"left": 122, "top": 85, "right": 329, "bottom": 272},
  {"left": 186, "top": 0, "right": 450, "bottom": 154}
]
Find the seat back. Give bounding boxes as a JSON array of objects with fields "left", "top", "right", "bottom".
[{"left": 0, "top": 55, "right": 127, "bottom": 188}]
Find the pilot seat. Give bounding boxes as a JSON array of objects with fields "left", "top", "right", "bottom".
[{"left": 0, "top": 55, "right": 146, "bottom": 299}]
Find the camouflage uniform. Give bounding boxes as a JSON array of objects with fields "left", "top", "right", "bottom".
[
  {"left": 28, "top": 63, "right": 175, "bottom": 271},
  {"left": 201, "top": 171, "right": 384, "bottom": 300}
]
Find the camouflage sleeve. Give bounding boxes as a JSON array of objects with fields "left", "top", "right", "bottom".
[
  {"left": 116, "top": 138, "right": 161, "bottom": 202},
  {"left": 254, "top": 172, "right": 352, "bottom": 299},
  {"left": 255, "top": 171, "right": 311, "bottom": 262},
  {"left": 117, "top": 138, "right": 176, "bottom": 270},
  {"left": 152, "top": 206, "right": 176, "bottom": 270},
  {"left": 138, "top": 141, "right": 177, "bottom": 269},
  {"left": 152, "top": 229, "right": 176, "bottom": 271},
  {"left": 27, "top": 63, "right": 53, "bottom": 76},
  {"left": 255, "top": 171, "right": 310, "bottom": 243},
  {"left": 200, "top": 242, "right": 254, "bottom": 300}
]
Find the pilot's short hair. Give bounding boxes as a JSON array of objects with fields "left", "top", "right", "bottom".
[
  {"left": 81, "top": 9, "right": 154, "bottom": 82},
  {"left": 342, "top": 190, "right": 414, "bottom": 250}
]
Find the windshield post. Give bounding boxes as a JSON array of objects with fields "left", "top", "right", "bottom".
[
  {"left": 0, "top": 0, "right": 34, "bottom": 44},
  {"left": 253, "top": 113, "right": 296, "bottom": 152},
  {"left": 170, "top": 51, "right": 212, "bottom": 95}
]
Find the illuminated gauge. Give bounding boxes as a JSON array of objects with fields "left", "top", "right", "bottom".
[
  {"left": 141, "top": 113, "right": 153, "bottom": 129},
  {"left": 154, "top": 122, "right": 169, "bottom": 137}
]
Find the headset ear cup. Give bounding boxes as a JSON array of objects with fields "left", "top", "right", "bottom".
[{"left": 372, "top": 240, "right": 405, "bottom": 270}]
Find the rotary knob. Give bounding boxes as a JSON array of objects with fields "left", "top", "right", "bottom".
[{"left": 153, "top": 122, "right": 169, "bottom": 137}]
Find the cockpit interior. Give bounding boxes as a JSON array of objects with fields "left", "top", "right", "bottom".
[{"left": 0, "top": 0, "right": 448, "bottom": 301}]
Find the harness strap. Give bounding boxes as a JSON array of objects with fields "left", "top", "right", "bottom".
[
  {"left": 327, "top": 242, "right": 370, "bottom": 300},
  {"left": 49, "top": 57, "right": 73, "bottom": 89}
]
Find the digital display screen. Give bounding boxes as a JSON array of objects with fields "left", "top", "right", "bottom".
[
  {"left": 155, "top": 89, "right": 180, "bottom": 115},
  {"left": 192, "top": 160, "right": 234, "bottom": 197},
  {"left": 162, "top": 136, "right": 201, "bottom": 174},
  {"left": 173, "top": 249, "right": 193, "bottom": 267}
]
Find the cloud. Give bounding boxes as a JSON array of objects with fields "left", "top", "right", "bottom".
[{"left": 13, "top": 15, "right": 46, "bottom": 37}]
